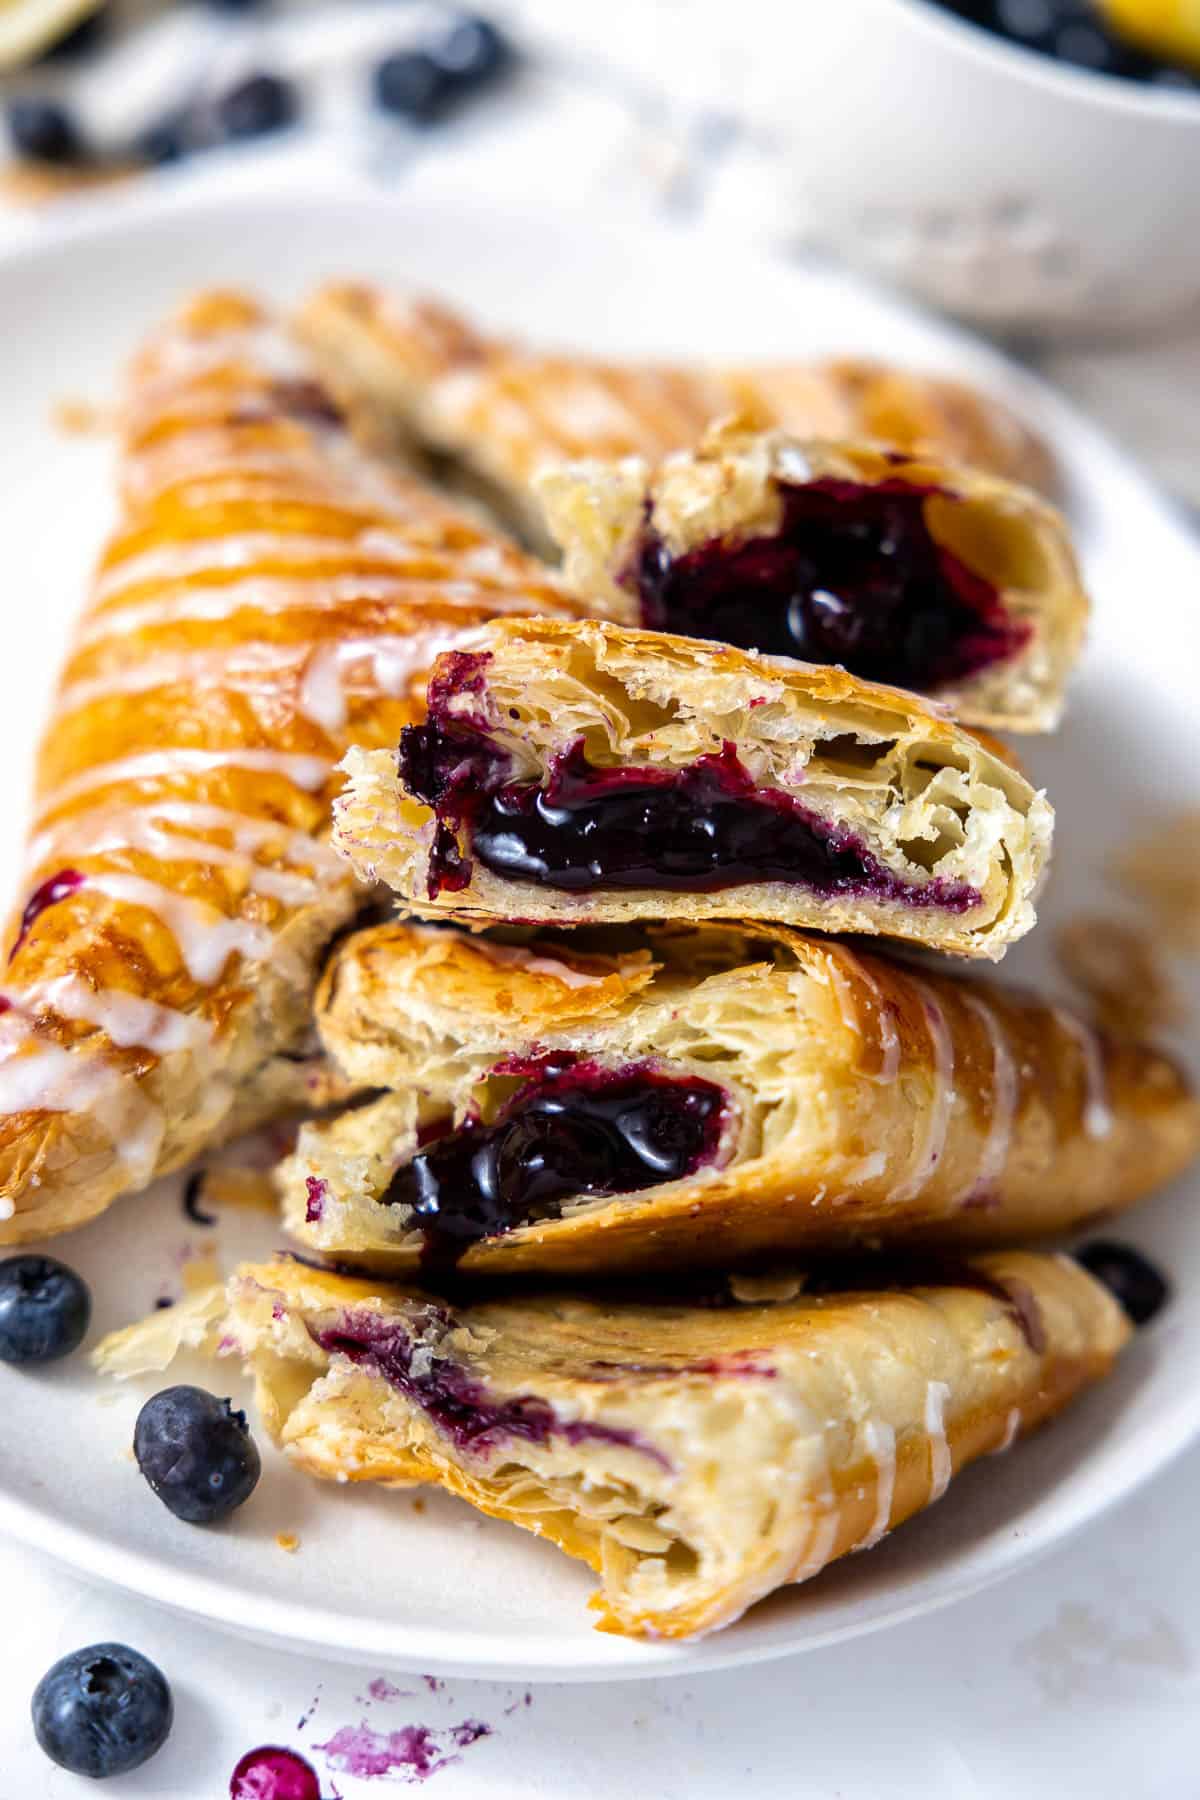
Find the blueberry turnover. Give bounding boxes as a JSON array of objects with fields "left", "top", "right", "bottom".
[
  {"left": 95, "top": 1252, "right": 1129, "bottom": 1640},
  {"left": 334, "top": 618, "right": 1053, "bottom": 959},
  {"left": 278, "top": 921, "right": 1199, "bottom": 1278},
  {"left": 0, "top": 291, "right": 580, "bottom": 1246},
  {"left": 295, "top": 283, "right": 1057, "bottom": 551},
  {"left": 541, "top": 429, "right": 1088, "bottom": 731}
]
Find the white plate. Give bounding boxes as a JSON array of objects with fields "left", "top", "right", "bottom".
[{"left": 0, "top": 187, "right": 1196, "bottom": 1683}]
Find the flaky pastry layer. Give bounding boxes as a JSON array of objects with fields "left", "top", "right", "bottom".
[
  {"left": 334, "top": 617, "right": 1053, "bottom": 958},
  {"left": 94, "top": 1252, "right": 1128, "bottom": 1639},
  {"left": 540, "top": 431, "right": 1088, "bottom": 731},
  {"left": 280, "top": 921, "right": 1199, "bottom": 1276}
]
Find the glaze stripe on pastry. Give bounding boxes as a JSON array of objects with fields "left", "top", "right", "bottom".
[
  {"left": 278, "top": 920, "right": 1199, "bottom": 1276},
  {"left": 94, "top": 1251, "right": 1129, "bottom": 1640},
  {"left": 295, "top": 282, "right": 1057, "bottom": 554},
  {"left": 540, "top": 429, "right": 1088, "bottom": 732},
  {"left": 0, "top": 290, "right": 579, "bottom": 1243},
  {"left": 334, "top": 617, "right": 1053, "bottom": 959}
]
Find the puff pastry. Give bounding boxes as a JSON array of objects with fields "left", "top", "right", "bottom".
[
  {"left": 94, "top": 1251, "right": 1129, "bottom": 1639},
  {"left": 334, "top": 617, "right": 1053, "bottom": 959},
  {"left": 278, "top": 920, "right": 1199, "bottom": 1276},
  {"left": 540, "top": 430, "right": 1087, "bottom": 732},
  {"left": 296, "top": 284, "right": 1057, "bottom": 552},
  {"left": 0, "top": 291, "right": 578, "bottom": 1243}
]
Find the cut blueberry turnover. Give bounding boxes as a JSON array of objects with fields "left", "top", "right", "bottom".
[
  {"left": 279, "top": 921, "right": 1199, "bottom": 1277},
  {"left": 95, "top": 1252, "right": 1128, "bottom": 1640},
  {"left": 334, "top": 618, "right": 1053, "bottom": 959},
  {"left": 0, "top": 290, "right": 579, "bottom": 1246},
  {"left": 541, "top": 431, "right": 1087, "bottom": 732},
  {"left": 295, "top": 282, "right": 1056, "bottom": 551}
]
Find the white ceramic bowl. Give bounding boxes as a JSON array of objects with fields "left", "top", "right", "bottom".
[{"left": 773, "top": 0, "right": 1200, "bottom": 337}]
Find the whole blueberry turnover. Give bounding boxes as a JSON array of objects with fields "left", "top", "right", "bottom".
[
  {"left": 540, "top": 431, "right": 1088, "bottom": 732},
  {"left": 93, "top": 1251, "right": 1129, "bottom": 1640},
  {"left": 333, "top": 618, "right": 1054, "bottom": 960},
  {"left": 275, "top": 921, "right": 1200, "bottom": 1279}
]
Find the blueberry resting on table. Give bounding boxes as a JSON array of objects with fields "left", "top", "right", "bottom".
[
  {"left": 32, "top": 1643, "right": 172, "bottom": 1779},
  {"left": 0, "top": 1254, "right": 91, "bottom": 1364},
  {"left": 6, "top": 97, "right": 86, "bottom": 163},
  {"left": 215, "top": 71, "right": 299, "bottom": 143},
  {"left": 134, "top": 1384, "right": 262, "bottom": 1523}
]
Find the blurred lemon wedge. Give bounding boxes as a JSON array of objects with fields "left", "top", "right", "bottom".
[
  {"left": 1097, "top": 0, "right": 1200, "bottom": 66},
  {"left": 0, "top": 0, "right": 103, "bottom": 71}
]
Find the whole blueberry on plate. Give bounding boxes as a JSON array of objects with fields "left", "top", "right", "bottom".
[
  {"left": 215, "top": 70, "right": 298, "bottom": 143},
  {"left": 0, "top": 1254, "right": 91, "bottom": 1364},
  {"left": 1076, "top": 1240, "right": 1169, "bottom": 1326},
  {"left": 431, "top": 13, "right": 514, "bottom": 86},
  {"left": 135, "top": 107, "right": 195, "bottom": 166},
  {"left": 32, "top": 1642, "right": 172, "bottom": 1778},
  {"left": 134, "top": 1384, "right": 261, "bottom": 1523},
  {"left": 6, "top": 97, "right": 85, "bottom": 163},
  {"left": 374, "top": 48, "right": 455, "bottom": 124}
]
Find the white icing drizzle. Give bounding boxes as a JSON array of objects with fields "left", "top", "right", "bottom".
[
  {"left": 296, "top": 632, "right": 459, "bottom": 732},
  {"left": 84, "top": 872, "right": 298, "bottom": 987},
  {"left": 0, "top": 1022, "right": 164, "bottom": 1180},
  {"left": 890, "top": 982, "right": 955, "bottom": 1203},
  {"left": 993, "top": 1406, "right": 1022, "bottom": 1455},
  {"left": 25, "top": 811, "right": 320, "bottom": 905},
  {"left": 78, "top": 573, "right": 440, "bottom": 645},
  {"left": 924, "top": 1380, "right": 953, "bottom": 1501},
  {"left": 1052, "top": 1005, "right": 1114, "bottom": 1139},
  {"left": 35, "top": 748, "right": 332, "bottom": 821},
  {"left": 958, "top": 991, "right": 1018, "bottom": 1204},
  {"left": 857, "top": 1419, "right": 896, "bottom": 1550},
  {"left": 27, "top": 801, "right": 339, "bottom": 885},
  {"left": 2, "top": 977, "right": 212, "bottom": 1053},
  {"left": 93, "top": 533, "right": 383, "bottom": 601}
]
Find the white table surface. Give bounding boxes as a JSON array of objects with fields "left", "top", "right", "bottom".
[{"left": 3, "top": 9, "right": 1199, "bottom": 1792}]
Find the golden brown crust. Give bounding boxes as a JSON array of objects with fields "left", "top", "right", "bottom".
[
  {"left": 333, "top": 616, "right": 1053, "bottom": 959},
  {"left": 0, "top": 290, "right": 579, "bottom": 1243},
  {"left": 94, "top": 1250, "right": 1129, "bottom": 1639},
  {"left": 278, "top": 921, "right": 1200, "bottom": 1275},
  {"left": 295, "top": 282, "right": 1058, "bottom": 553},
  {"left": 540, "top": 429, "right": 1088, "bottom": 732}
]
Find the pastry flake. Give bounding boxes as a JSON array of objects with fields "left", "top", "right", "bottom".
[
  {"left": 0, "top": 290, "right": 579, "bottom": 1243},
  {"left": 295, "top": 283, "right": 1057, "bottom": 552},
  {"left": 540, "top": 430, "right": 1088, "bottom": 732},
  {"left": 93, "top": 1251, "right": 1129, "bottom": 1640},
  {"left": 333, "top": 617, "right": 1053, "bottom": 959},
  {"left": 279, "top": 921, "right": 1200, "bottom": 1276}
]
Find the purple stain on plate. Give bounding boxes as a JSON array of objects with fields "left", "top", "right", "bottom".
[
  {"left": 365, "top": 1677, "right": 413, "bottom": 1703},
  {"left": 315, "top": 1718, "right": 491, "bottom": 1782},
  {"left": 230, "top": 1745, "right": 322, "bottom": 1799},
  {"left": 296, "top": 1686, "right": 322, "bottom": 1732},
  {"left": 421, "top": 1676, "right": 443, "bottom": 1695}
]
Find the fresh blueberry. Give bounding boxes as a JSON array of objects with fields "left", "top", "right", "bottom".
[
  {"left": 205, "top": 0, "right": 267, "bottom": 10},
  {"left": 135, "top": 108, "right": 195, "bottom": 166},
  {"left": 32, "top": 1643, "right": 172, "bottom": 1779},
  {"left": 430, "top": 14, "right": 514, "bottom": 86},
  {"left": 374, "top": 49, "right": 456, "bottom": 125},
  {"left": 6, "top": 97, "right": 86, "bottom": 163},
  {"left": 134, "top": 1384, "right": 261, "bottom": 1524},
  {"left": 1076, "top": 1240, "right": 1170, "bottom": 1326},
  {"left": 0, "top": 1255, "right": 91, "bottom": 1364},
  {"left": 215, "top": 71, "right": 298, "bottom": 143}
]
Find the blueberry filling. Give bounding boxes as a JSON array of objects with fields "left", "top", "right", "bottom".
[
  {"left": 631, "top": 478, "right": 1031, "bottom": 693},
  {"left": 383, "top": 1056, "right": 727, "bottom": 1264},
  {"left": 9, "top": 868, "right": 85, "bottom": 961},
  {"left": 310, "top": 1305, "right": 670, "bottom": 1468},
  {"left": 399, "top": 709, "right": 979, "bottom": 910},
  {"left": 230, "top": 1744, "right": 321, "bottom": 1800}
]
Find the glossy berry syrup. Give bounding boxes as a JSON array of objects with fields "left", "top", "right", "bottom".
[
  {"left": 229, "top": 1745, "right": 321, "bottom": 1799},
  {"left": 9, "top": 868, "right": 85, "bottom": 961},
  {"left": 384, "top": 1056, "right": 727, "bottom": 1263},
  {"left": 633, "top": 477, "right": 1030, "bottom": 693}
]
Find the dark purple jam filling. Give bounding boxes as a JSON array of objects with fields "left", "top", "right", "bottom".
[
  {"left": 631, "top": 477, "right": 1031, "bottom": 694},
  {"left": 310, "top": 1304, "right": 671, "bottom": 1469},
  {"left": 383, "top": 1056, "right": 726, "bottom": 1264},
  {"left": 9, "top": 868, "right": 85, "bottom": 962},
  {"left": 398, "top": 709, "right": 979, "bottom": 911}
]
